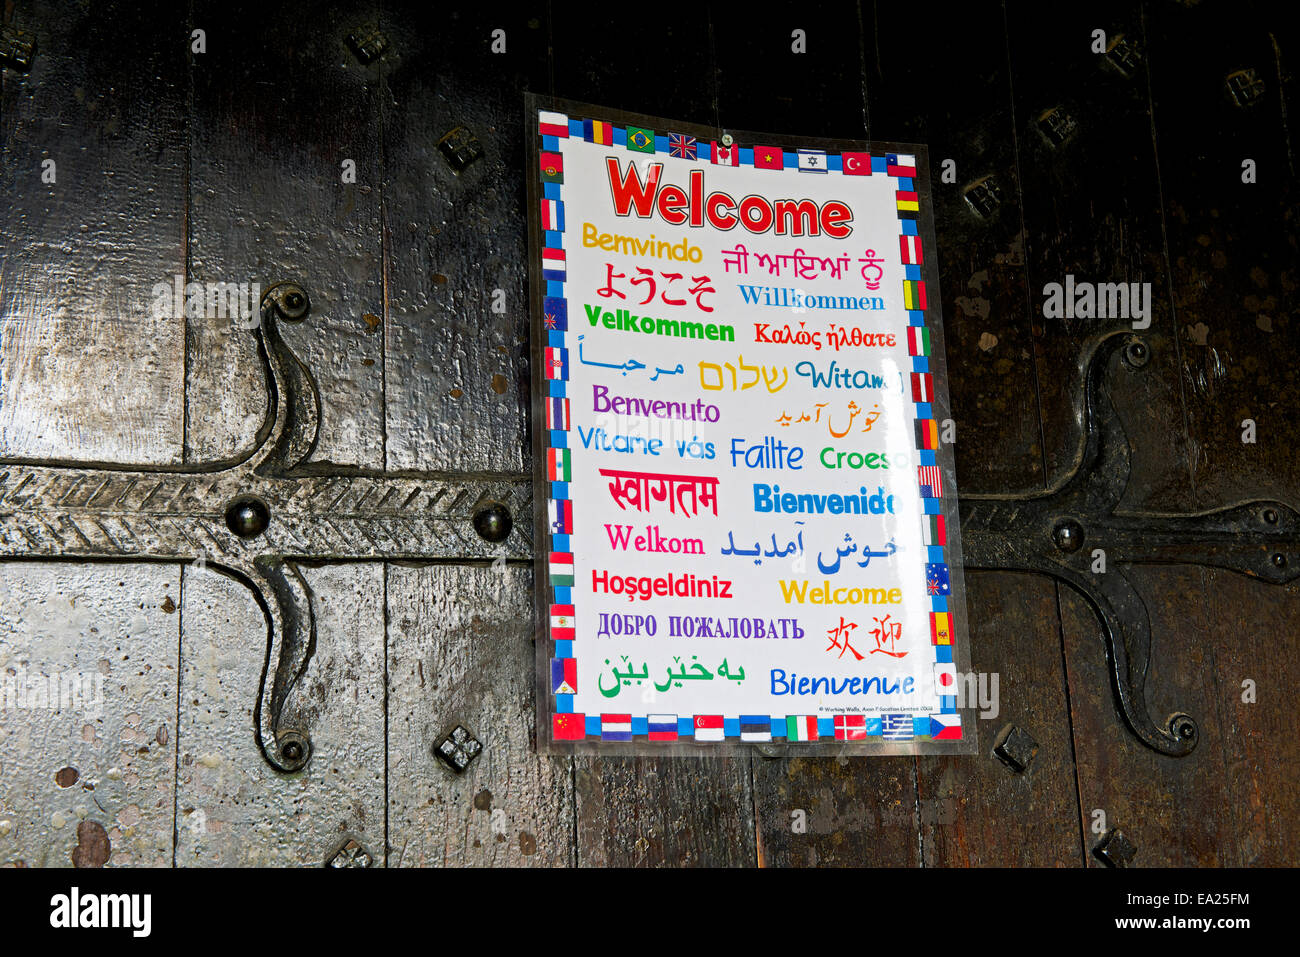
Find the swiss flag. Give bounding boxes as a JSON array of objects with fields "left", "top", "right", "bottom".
[{"left": 711, "top": 141, "right": 738, "bottom": 166}]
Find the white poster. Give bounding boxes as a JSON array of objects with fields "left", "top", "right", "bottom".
[{"left": 529, "top": 98, "right": 973, "bottom": 753}]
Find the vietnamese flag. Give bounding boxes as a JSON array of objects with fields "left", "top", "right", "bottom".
[
  {"left": 842, "top": 151, "right": 872, "bottom": 175},
  {"left": 553, "top": 712, "right": 586, "bottom": 741},
  {"left": 753, "top": 145, "right": 784, "bottom": 170}
]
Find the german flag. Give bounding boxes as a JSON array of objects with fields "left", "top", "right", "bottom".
[{"left": 915, "top": 418, "right": 940, "bottom": 450}]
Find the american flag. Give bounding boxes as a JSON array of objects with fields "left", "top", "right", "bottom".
[
  {"left": 882, "top": 713, "right": 914, "bottom": 741},
  {"left": 668, "top": 132, "right": 697, "bottom": 160},
  {"left": 919, "top": 465, "right": 943, "bottom": 498}
]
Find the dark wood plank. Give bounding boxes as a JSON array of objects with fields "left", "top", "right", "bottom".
[
  {"left": 919, "top": 573, "right": 1083, "bottom": 866},
  {"left": 379, "top": 6, "right": 550, "bottom": 473},
  {"left": 186, "top": 0, "right": 386, "bottom": 469},
  {"left": 1146, "top": 0, "right": 1300, "bottom": 866},
  {"left": 548, "top": 3, "right": 759, "bottom": 866},
  {"left": 386, "top": 565, "right": 574, "bottom": 866},
  {"left": 1059, "top": 566, "right": 1238, "bottom": 867},
  {"left": 0, "top": 0, "right": 188, "bottom": 465}
]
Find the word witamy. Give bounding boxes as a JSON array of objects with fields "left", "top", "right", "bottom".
[
  {"left": 50, "top": 887, "right": 151, "bottom": 937},
  {"left": 1041, "top": 275, "right": 1151, "bottom": 329}
]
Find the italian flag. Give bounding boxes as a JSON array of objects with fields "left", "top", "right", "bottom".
[{"left": 786, "top": 715, "right": 818, "bottom": 742}]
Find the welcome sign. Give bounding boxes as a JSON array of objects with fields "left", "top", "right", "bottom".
[{"left": 527, "top": 96, "right": 974, "bottom": 754}]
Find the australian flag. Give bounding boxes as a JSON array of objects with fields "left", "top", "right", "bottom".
[
  {"left": 668, "top": 132, "right": 698, "bottom": 160},
  {"left": 926, "top": 563, "right": 951, "bottom": 596},
  {"left": 543, "top": 296, "right": 568, "bottom": 331}
]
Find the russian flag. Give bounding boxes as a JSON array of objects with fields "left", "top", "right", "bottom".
[{"left": 648, "top": 714, "right": 678, "bottom": 741}]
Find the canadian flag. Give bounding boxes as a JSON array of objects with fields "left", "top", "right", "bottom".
[{"left": 711, "top": 141, "right": 738, "bottom": 166}]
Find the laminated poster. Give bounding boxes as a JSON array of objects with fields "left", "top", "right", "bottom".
[{"left": 528, "top": 96, "right": 975, "bottom": 754}]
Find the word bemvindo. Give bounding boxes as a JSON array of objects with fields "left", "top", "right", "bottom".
[
  {"left": 151, "top": 274, "right": 260, "bottom": 322},
  {"left": 50, "top": 888, "right": 151, "bottom": 937},
  {"left": 1041, "top": 274, "right": 1152, "bottom": 326},
  {"left": 582, "top": 222, "right": 704, "bottom": 262}
]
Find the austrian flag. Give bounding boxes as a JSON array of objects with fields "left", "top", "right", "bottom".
[
  {"left": 900, "top": 234, "right": 922, "bottom": 265},
  {"left": 910, "top": 371, "right": 934, "bottom": 403}
]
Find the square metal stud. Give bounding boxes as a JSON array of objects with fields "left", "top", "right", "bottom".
[
  {"left": 1037, "top": 106, "right": 1078, "bottom": 148},
  {"left": 1093, "top": 828, "right": 1137, "bottom": 868},
  {"left": 347, "top": 27, "right": 389, "bottom": 65},
  {"left": 326, "top": 837, "right": 374, "bottom": 868},
  {"left": 1225, "top": 68, "right": 1265, "bottom": 107},
  {"left": 993, "top": 724, "right": 1039, "bottom": 773},
  {"left": 438, "top": 126, "right": 483, "bottom": 173},
  {"left": 0, "top": 28, "right": 36, "bottom": 72},
  {"left": 963, "top": 174, "right": 1003, "bottom": 219},
  {"left": 433, "top": 724, "right": 483, "bottom": 773},
  {"left": 1104, "top": 33, "right": 1143, "bottom": 78}
]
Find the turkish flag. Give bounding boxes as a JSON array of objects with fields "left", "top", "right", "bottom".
[{"left": 842, "top": 151, "right": 872, "bottom": 175}]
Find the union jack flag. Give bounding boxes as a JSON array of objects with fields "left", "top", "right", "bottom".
[{"left": 668, "top": 132, "right": 697, "bottom": 160}]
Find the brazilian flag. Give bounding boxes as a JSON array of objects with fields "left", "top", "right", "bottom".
[{"left": 626, "top": 126, "right": 656, "bottom": 153}]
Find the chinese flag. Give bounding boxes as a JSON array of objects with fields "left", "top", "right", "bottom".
[
  {"left": 754, "top": 146, "right": 784, "bottom": 170},
  {"left": 553, "top": 713, "right": 586, "bottom": 740}
]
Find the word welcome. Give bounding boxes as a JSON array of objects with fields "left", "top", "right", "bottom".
[{"left": 607, "top": 158, "right": 855, "bottom": 237}]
